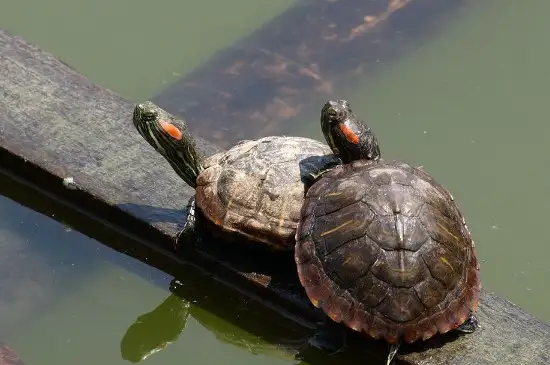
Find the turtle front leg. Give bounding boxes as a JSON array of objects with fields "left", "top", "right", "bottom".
[
  {"left": 303, "top": 159, "right": 342, "bottom": 189},
  {"left": 455, "top": 312, "right": 479, "bottom": 333},
  {"left": 175, "top": 197, "right": 198, "bottom": 252}
]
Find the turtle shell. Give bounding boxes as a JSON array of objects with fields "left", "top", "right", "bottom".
[
  {"left": 295, "top": 159, "right": 481, "bottom": 344},
  {"left": 195, "top": 136, "right": 340, "bottom": 249}
]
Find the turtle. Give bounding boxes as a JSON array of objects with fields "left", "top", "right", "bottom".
[
  {"left": 132, "top": 100, "right": 378, "bottom": 250},
  {"left": 294, "top": 102, "right": 481, "bottom": 364}
]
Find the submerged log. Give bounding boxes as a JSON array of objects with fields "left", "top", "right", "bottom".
[
  {"left": 0, "top": 26, "right": 549, "bottom": 365},
  {"left": 154, "top": 0, "right": 471, "bottom": 148}
]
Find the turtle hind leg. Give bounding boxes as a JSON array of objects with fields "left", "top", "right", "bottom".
[
  {"left": 175, "top": 197, "right": 198, "bottom": 252},
  {"left": 386, "top": 340, "right": 401, "bottom": 365},
  {"left": 456, "top": 312, "right": 479, "bottom": 333}
]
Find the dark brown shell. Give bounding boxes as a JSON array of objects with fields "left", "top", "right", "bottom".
[
  {"left": 196, "top": 136, "right": 340, "bottom": 250},
  {"left": 295, "top": 160, "right": 481, "bottom": 344},
  {"left": 0, "top": 344, "right": 24, "bottom": 365}
]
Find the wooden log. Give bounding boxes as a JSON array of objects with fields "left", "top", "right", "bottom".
[
  {"left": 0, "top": 29, "right": 549, "bottom": 365},
  {"left": 153, "top": 0, "right": 470, "bottom": 148}
]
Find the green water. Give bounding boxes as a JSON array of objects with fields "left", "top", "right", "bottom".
[
  {"left": 1, "top": 0, "right": 549, "bottom": 364},
  {"left": 0, "top": 192, "right": 305, "bottom": 365},
  {"left": 0, "top": 0, "right": 294, "bottom": 99}
]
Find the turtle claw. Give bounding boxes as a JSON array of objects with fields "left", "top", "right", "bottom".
[
  {"left": 386, "top": 341, "right": 401, "bottom": 365},
  {"left": 456, "top": 313, "right": 479, "bottom": 333},
  {"left": 175, "top": 197, "right": 198, "bottom": 252}
]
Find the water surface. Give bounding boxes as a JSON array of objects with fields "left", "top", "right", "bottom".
[{"left": 0, "top": 0, "right": 549, "bottom": 364}]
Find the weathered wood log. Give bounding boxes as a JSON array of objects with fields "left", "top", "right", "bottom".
[
  {"left": 153, "top": 0, "right": 471, "bottom": 149},
  {"left": 0, "top": 29, "right": 549, "bottom": 365}
]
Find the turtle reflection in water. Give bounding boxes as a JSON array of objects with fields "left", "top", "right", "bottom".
[
  {"left": 120, "top": 293, "right": 190, "bottom": 362},
  {"left": 120, "top": 279, "right": 304, "bottom": 363}
]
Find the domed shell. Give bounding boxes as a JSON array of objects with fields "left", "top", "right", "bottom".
[
  {"left": 295, "top": 160, "right": 480, "bottom": 344},
  {"left": 195, "top": 136, "right": 341, "bottom": 249}
]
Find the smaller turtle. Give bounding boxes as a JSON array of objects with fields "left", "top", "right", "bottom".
[
  {"left": 295, "top": 103, "right": 481, "bottom": 364},
  {"left": 132, "top": 101, "right": 377, "bottom": 250}
]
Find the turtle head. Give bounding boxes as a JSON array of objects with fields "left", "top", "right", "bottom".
[
  {"left": 133, "top": 101, "right": 203, "bottom": 188},
  {"left": 320, "top": 99, "right": 380, "bottom": 164}
]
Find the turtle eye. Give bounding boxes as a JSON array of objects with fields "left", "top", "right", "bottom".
[
  {"left": 141, "top": 111, "right": 157, "bottom": 122},
  {"left": 329, "top": 107, "right": 346, "bottom": 122}
]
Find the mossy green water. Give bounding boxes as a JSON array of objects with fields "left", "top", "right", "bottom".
[{"left": 0, "top": 0, "right": 548, "bottom": 364}]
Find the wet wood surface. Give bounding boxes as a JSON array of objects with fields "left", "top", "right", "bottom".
[{"left": 0, "top": 5, "right": 549, "bottom": 365}]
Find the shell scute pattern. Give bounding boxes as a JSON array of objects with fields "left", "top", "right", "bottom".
[
  {"left": 196, "top": 136, "right": 340, "bottom": 248},
  {"left": 295, "top": 160, "right": 480, "bottom": 343},
  {"left": 314, "top": 202, "right": 376, "bottom": 259}
]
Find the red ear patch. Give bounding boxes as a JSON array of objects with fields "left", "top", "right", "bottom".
[
  {"left": 159, "top": 120, "right": 183, "bottom": 140},
  {"left": 339, "top": 123, "right": 360, "bottom": 144}
]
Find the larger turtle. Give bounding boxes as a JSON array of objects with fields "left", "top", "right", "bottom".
[
  {"left": 295, "top": 102, "right": 481, "bottom": 364},
  {"left": 132, "top": 101, "right": 378, "bottom": 250}
]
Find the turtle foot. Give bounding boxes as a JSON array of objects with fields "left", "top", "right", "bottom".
[{"left": 456, "top": 312, "right": 479, "bottom": 333}]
